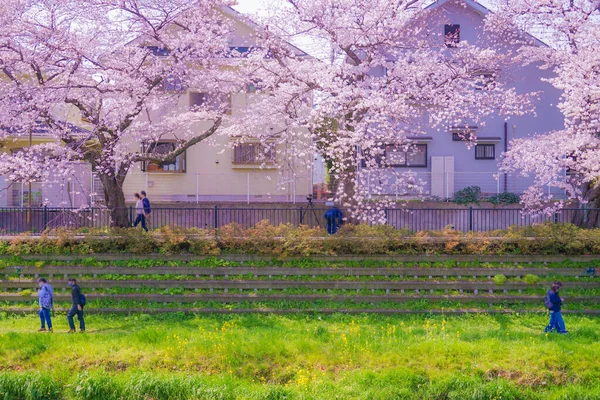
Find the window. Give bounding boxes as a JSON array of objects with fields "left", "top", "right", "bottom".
[
  {"left": 232, "top": 143, "right": 276, "bottom": 165},
  {"left": 146, "top": 46, "right": 170, "bottom": 57},
  {"left": 161, "top": 75, "right": 185, "bottom": 92},
  {"left": 444, "top": 24, "right": 460, "bottom": 47},
  {"left": 190, "top": 92, "right": 232, "bottom": 114},
  {"left": 452, "top": 132, "right": 476, "bottom": 141},
  {"left": 450, "top": 125, "right": 478, "bottom": 141},
  {"left": 475, "top": 144, "right": 495, "bottom": 160},
  {"left": 384, "top": 144, "right": 427, "bottom": 167},
  {"left": 141, "top": 141, "right": 186, "bottom": 173},
  {"left": 473, "top": 72, "right": 496, "bottom": 91}
]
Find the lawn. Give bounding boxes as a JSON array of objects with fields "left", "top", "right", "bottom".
[{"left": 1, "top": 312, "right": 599, "bottom": 399}]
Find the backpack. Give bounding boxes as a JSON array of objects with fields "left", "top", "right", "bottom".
[
  {"left": 543, "top": 291, "right": 553, "bottom": 309},
  {"left": 79, "top": 293, "right": 87, "bottom": 307}
]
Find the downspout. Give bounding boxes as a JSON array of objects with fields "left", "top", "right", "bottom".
[{"left": 503, "top": 122, "right": 508, "bottom": 193}]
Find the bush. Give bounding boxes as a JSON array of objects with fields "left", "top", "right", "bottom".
[
  {"left": 486, "top": 192, "right": 521, "bottom": 205},
  {"left": 2, "top": 221, "right": 600, "bottom": 256},
  {"left": 493, "top": 274, "right": 507, "bottom": 286},
  {"left": 453, "top": 186, "right": 481, "bottom": 205},
  {"left": 523, "top": 274, "right": 540, "bottom": 285}
]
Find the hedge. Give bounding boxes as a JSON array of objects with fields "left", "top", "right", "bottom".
[{"left": 1, "top": 222, "right": 600, "bottom": 257}]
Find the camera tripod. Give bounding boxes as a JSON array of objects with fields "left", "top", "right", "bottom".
[{"left": 300, "top": 194, "right": 320, "bottom": 226}]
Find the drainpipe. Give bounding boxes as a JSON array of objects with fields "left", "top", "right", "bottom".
[{"left": 503, "top": 122, "right": 508, "bottom": 193}]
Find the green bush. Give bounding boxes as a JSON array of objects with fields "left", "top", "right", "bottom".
[
  {"left": 493, "top": 274, "right": 507, "bottom": 286},
  {"left": 2, "top": 221, "right": 600, "bottom": 256},
  {"left": 486, "top": 192, "right": 521, "bottom": 205},
  {"left": 523, "top": 274, "right": 540, "bottom": 285},
  {"left": 453, "top": 186, "right": 481, "bottom": 205}
]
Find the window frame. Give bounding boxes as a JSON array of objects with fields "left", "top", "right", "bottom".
[
  {"left": 382, "top": 143, "right": 428, "bottom": 168},
  {"left": 141, "top": 140, "right": 187, "bottom": 173},
  {"left": 475, "top": 144, "right": 495, "bottom": 160},
  {"left": 232, "top": 142, "right": 277, "bottom": 166},
  {"left": 444, "top": 24, "right": 460, "bottom": 47},
  {"left": 473, "top": 71, "right": 496, "bottom": 91}
]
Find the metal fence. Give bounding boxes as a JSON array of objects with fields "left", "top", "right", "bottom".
[{"left": 1, "top": 206, "right": 598, "bottom": 235}]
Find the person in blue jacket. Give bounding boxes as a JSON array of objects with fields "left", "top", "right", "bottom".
[
  {"left": 324, "top": 201, "right": 343, "bottom": 234},
  {"left": 37, "top": 278, "right": 54, "bottom": 332},
  {"left": 544, "top": 281, "right": 568, "bottom": 334}
]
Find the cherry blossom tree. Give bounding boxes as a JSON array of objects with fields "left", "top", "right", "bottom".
[
  {"left": 237, "top": 0, "right": 536, "bottom": 223},
  {"left": 486, "top": 0, "right": 600, "bottom": 224},
  {"left": 0, "top": 0, "right": 254, "bottom": 226}
]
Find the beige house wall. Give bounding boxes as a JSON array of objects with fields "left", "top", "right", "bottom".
[
  {"left": 123, "top": 89, "right": 312, "bottom": 203},
  {"left": 0, "top": 139, "right": 92, "bottom": 207},
  {"left": 121, "top": 16, "right": 313, "bottom": 203}
]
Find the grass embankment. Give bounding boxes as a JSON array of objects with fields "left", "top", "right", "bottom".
[
  {"left": 1, "top": 313, "right": 599, "bottom": 399},
  {"left": 2, "top": 258, "right": 599, "bottom": 313}
]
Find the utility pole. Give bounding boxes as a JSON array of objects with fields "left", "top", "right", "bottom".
[{"left": 27, "top": 127, "right": 32, "bottom": 228}]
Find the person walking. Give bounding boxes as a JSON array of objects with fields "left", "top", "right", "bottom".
[
  {"left": 544, "top": 281, "right": 568, "bottom": 334},
  {"left": 141, "top": 190, "right": 151, "bottom": 230},
  {"left": 132, "top": 193, "right": 148, "bottom": 232},
  {"left": 324, "top": 201, "right": 344, "bottom": 234},
  {"left": 67, "top": 278, "right": 85, "bottom": 333},
  {"left": 37, "top": 278, "right": 53, "bottom": 332}
]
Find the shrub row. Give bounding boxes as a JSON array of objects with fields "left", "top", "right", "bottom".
[{"left": 1, "top": 222, "right": 600, "bottom": 256}]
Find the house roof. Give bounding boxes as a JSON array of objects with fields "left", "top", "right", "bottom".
[
  {"left": 132, "top": 5, "right": 311, "bottom": 60},
  {"left": 425, "top": 0, "right": 491, "bottom": 16},
  {"left": 222, "top": 6, "right": 311, "bottom": 59},
  {"left": 425, "top": 0, "right": 549, "bottom": 47}
]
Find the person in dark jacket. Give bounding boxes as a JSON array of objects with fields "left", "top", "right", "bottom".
[
  {"left": 324, "top": 201, "right": 343, "bottom": 234},
  {"left": 141, "top": 190, "right": 151, "bottom": 230},
  {"left": 67, "top": 278, "right": 85, "bottom": 333},
  {"left": 37, "top": 278, "right": 53, "bottom": 332},
  {"left": 544, "top": 281, "right": 568, "bottom": 334}
]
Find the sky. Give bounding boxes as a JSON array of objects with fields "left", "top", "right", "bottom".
[
  {"left": 232, "top": 0, "right": 334, "bottom": 60},
  {"left": 234, "top": 0, "right": 279, "bottom": 14}
]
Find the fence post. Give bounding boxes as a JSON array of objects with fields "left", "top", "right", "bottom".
[
  {"left": 128, "top": 206, "right": 133, "bottom": 226},
  {"left": 213, "top": 205, "right": 218, "bottom": 229},
  {"left": 469, "top": 207, "right": 473, "bottom": 232},
  {"left": 384, "top": 208, "right": 389, "bottom": 224},
  {"left": 299, "top": 207, "right": 304, "bottom": 225},
  {"left": 43, "top": 206, "right": 48, "bottom": 231},
  {"left": 554, "top": 212, "right": 559, "bottom": 224}
]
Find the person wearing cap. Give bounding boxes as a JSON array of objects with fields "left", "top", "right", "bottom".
[
  {"left": 37, "top": 278, "right": 54, "bottom": 332},
  {"left": 324, "top": 201, "right": 343, "bottom": 234}
]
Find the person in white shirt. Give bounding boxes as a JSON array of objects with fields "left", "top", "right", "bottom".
[{"left": 132, "top": 193, "right": 148, "bottom": 232}]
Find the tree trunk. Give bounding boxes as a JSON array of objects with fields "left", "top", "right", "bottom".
[
  {"left": 571, "top": 183, "right": 600, "bottom": 228},
  {"left": 98, "top": 174, "right": 129, "bottom": 228}
]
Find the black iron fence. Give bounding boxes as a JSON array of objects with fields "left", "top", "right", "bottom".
[{"left": 0, "top": 206, "right": 597, "bottom": 234}]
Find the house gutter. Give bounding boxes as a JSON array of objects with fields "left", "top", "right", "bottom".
[{"left": 503, "top": 122, "right": 508, "bottom": 193}]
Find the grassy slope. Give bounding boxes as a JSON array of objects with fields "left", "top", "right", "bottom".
[{"left": 1, "top": 313, "right": 600, "bottom": 399}]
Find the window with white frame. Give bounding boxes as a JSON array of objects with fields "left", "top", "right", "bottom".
[
  {"left": 232, "top": 142, "right": 276, "bottom": 165},
  {"left": 141, "top": 141, "right": 186, "bottom": 173},
  {"left": 384, "top": 144, "right": 428, "bottom": 167}
]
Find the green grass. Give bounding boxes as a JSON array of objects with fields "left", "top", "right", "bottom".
[
  {"left": 1, "top": 313, "right": 599, "bottom": 399},
  {"left": 2, "top": 256, "right": 600, "bottom": 269}
]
